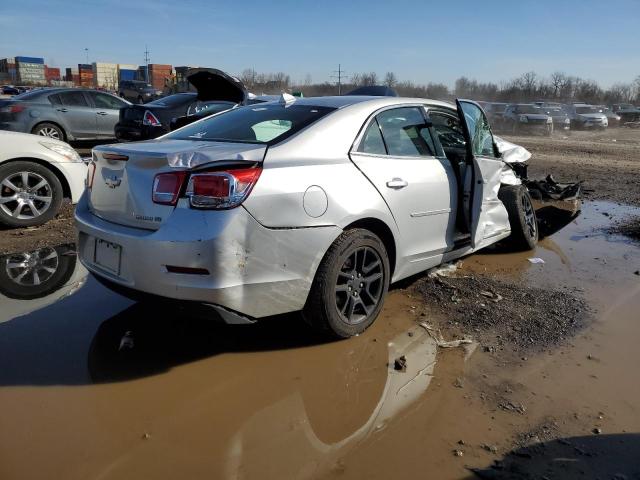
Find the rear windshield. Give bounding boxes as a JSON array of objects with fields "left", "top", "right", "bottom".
[
  {"left": 166, "top": 103, "right": 336, "bottom": 145},
  {"left": 147, "top": 93, "right": 195, "bottom": 107}
]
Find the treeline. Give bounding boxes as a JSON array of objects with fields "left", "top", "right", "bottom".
[{"left": 239, "top": 67, "right": 640, "bottom": 105}]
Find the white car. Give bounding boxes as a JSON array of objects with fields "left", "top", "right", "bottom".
[{"left": 0, "top": 131, "right": 87, "bottom": 227}]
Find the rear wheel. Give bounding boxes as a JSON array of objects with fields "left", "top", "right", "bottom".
[
  {"left": 0, "top": 161, "right": 63, "bottom": 227},
  {"left": 32, "top": 122, "right": 65, "bottom": 141},
  {"left": 303, "top": 229, "right": 390, "bottom": 338},
  {"left": 498, "top": 184, "right": 538, "bottom": 250}
]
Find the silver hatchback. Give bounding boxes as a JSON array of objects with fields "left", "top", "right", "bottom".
[{"left": 75, "top": 96, "right": 538, "bottom": 337}]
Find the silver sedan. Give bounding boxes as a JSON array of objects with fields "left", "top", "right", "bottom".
[{"left": 75, "top": 95, "right": 538, "bottom": 337}]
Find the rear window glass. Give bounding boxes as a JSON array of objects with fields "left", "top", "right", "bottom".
[
  {"left": 59, "top": 91, "right": 89, "bottom": 107},
  {"left": 147, "top": 94, "right": 195, "bottom": 107},
  {"left": 167, "top": 104, "right": 336, "bottom": 145}
]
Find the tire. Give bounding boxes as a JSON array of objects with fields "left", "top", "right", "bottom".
[
  {"left": 303, "top": 229, "right": 390, "bottom": 338},
  {"left": 0, "top": 161, "right": 64, "bottom": 227},
  {"left": 498, "top": 185, "right": 538, "bottom": 250},
  {"left": 31, "top": 122, "right": 65, "bottom": 141},
  {"left": 0, "top": 245, "right": 76, "bottom": 299}
]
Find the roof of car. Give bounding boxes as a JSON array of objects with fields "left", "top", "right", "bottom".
[{"left": 267, "top": 95, "right": 455, "bottom": 110}]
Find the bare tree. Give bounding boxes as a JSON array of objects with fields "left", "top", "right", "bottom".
[{"left": 384, "top": 71, "right": 397, "bottom": 88}]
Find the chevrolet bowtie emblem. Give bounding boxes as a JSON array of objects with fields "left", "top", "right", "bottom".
[{"left": 105, "top": 176, "right": 122, "bottom": 188}]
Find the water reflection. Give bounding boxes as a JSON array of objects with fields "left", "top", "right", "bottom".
[{"left": 0, "top": 244, "right": 87, "bottom": 323}]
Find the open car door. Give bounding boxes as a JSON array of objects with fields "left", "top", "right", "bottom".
[{"left": 456, "top": 99, "right": 510, "bottom": 248}]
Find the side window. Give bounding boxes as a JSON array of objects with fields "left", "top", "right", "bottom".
[
  {"left": 357, "top": 120, "right": 387, "bottom": 155},
  {"left": 48, "top": 94, "right": 62, "bottom": 106},
  {"left": 377, "top": 107, "right": 434, "bottom": 157},
  {"left": 59, "top": 91, "right": 89, "bottom": 107},
  {"left": 459, "top": 102, "right": 495, "bottom": 157},
  {"left": 92, "top": 92, "right": 126, "bottom": 109}
]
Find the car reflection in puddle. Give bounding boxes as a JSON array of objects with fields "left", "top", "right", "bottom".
[{"left": 1, "top": 244, "right": 88, "bottom": 323}]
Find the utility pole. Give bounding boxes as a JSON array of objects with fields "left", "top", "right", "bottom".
[
  {"left": 144, "top": 45, "right": 150, "bottom": 83},
  {"left": 330, "top": 64, "right": 347, "bottom": 95}
]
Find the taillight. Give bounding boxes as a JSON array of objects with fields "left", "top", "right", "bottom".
[
  {"left": 152, "top": 172, "right": 187, "bottom": 205},
  {"left": 0, "top": 104, "right": 25, "bottom": 113},
  {"left": 86, "top": 162, "right": 96, "bottom": 189},
  {"left": 186, "top": 167, "right": 262, "bottom": 209},
  {"left": 142, "top": 110, "right": 161, "bottom": 126}
]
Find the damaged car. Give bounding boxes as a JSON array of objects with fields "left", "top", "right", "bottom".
[
  {"left": 115, "top": 68, "right": 247, "bottom": 141},
  {"left": 76, "top": 96, "right": 545, "bottom": 338}
]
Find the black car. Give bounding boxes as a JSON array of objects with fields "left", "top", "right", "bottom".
[
  {"left": 118, "top": 80, "right": 161, "bottom": 104},
  {"left": 115, "top": 68, "right": 247, "bottom": 141},
  {"left": 2, "top": 86, "right": 20, "bottom": 96}
]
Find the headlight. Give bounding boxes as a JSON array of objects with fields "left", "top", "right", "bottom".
[
  {"left": 39, "top": 141, "right": 82, "bottom": 162},
  {"left": 519, "top": 115, "right": 528, "bottom": 123}
]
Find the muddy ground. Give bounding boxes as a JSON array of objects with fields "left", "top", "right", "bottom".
[{"left": 0, "top": 131, "right": 639, "bottom": 479}]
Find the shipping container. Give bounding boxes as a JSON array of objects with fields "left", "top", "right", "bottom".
[
  {"left": 15, "top": 56, "right": 44, "bottom": 65},
  {"left": 16, "top": 62, "right": 45, "bottom": 85},
  {"left": 119, "top": 69, "right": 137, "bottom": 81}
]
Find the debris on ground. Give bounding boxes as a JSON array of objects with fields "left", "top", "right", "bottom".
[
  {"left": 415, "top": 274, "right": 590, "bottom": 353},
  {"left": 527, "top": 257, "right": 545, "bottom": 264},
  {"left": 525, "top": 174, "right": 582, "bottom": 201},
  {"left": 393, "top": 355, "right": 407, "bottom": 372},
  {"left": 427, "top": 262, "right": 460, "bottom": 278},
  {"left": 418, "top": 322, "right": 473, "bottom": 348}
]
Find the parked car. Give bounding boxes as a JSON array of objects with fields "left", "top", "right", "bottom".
[
  {"left": 118, "top": 80, "right": 162, "bottom": 104},
  {"left": 595, "top": 106, "right": 621, "bottom": 127},
  {"left": 502, "top": 104, "right": 553, "bottom": 135},
  {"left": 483, "top": 102, "right": 508, "bottom": 128},
  {"left": 563, "top": 104, "right": 608, "bottom": 129},
  {"left": 0, "top": 130, "right": 86, "bottom": 227},
  {"left": 2, "top": 86, "right": 20, "bottom": 96},
  {"left": 541, "top": 106, "right": 571, "bottom": 131},
  {"left": 115, "top": 68, "right": 247, "bottom": 141},
  {"left": 0, "top": 88, "right": 130, "bottom": 141},
  {"left": 76, "top": 95, "right": 540, "bottom": 338},
  {"left": 611, "top": 103, "right": 636, "bottom": 113}
]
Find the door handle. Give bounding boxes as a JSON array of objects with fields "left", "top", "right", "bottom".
[
  {"left": 96, "top": 111, "right": 108, "bottom": 116},
  {"left": 56, "top": 108, "right": 68, "bottom": 113},
  {"left": 386, "top": 178, "right": 408, "bottom": 189}
]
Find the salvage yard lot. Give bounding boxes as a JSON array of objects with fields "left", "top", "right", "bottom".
[{"left": 0, "top": 129, "right": 639, "bottom": 479}]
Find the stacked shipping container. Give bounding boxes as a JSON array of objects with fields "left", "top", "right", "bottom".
[
  {"left": 78, "top": 64, "right": 94, "bottom": 87},
  {"left": 15, "top": 56, "right": 45, "bottom": 85},
  {"left": 92, "top": 62, "right": 119, "bottom": 90},
  {"left": 44, "top": 66, "right": 61, "bottom": 83},
  {"left": 148, "top": 64, "right": 172, "bottom": 90}
]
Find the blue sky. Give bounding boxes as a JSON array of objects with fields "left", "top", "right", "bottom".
[{"left": 1, "top": 0, "right": 639, "bottom": 87}]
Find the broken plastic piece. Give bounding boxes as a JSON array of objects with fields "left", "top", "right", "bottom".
[{"left": 528, "top": 257, "right": 545, "bottom": 264}]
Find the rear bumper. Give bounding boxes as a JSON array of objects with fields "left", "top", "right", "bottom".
[
  {"left": 74, "top": 193, "right": 341, "bottom": 318},
  {"left": 114, "top": 123, "right": 167, "bottom": 141}
]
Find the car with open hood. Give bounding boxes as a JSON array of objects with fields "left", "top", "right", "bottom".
[
  {"left": 501, "top": 104, "right": 553, "bottom": 135},
  {"left": 114, "top": 68, "right": 247, "bottom": 141},
  {"left": 76, "top": 95, "right": 545, "bottom": 338}
]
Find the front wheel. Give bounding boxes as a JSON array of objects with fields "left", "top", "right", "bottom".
[
  {"left": 303, "top": 229, "right": 390, "bottom": 338},
  {"left": 0, "top": 161, "right": 64, "bottom": 227},
  {"left": 32, "top": 122, "right": 65, "bottom": 140},
  {"left": 498, "top": 185, "right": 538, "bottom": 250}
]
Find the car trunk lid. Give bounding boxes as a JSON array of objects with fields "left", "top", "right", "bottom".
[
  {"left": 187, "top": 68, "right": 247, "bottom": 104},
  {"left": 88, "top": 140, "right": 266, "bottom": 230}
]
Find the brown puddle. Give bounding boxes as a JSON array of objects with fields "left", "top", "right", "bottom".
[{"left": 0, "top": 201, "right": 639, "bottom": 480}]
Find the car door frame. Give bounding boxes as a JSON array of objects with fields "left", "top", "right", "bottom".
[
  {"left": 349, "top": 103, "right": 459, "bottom": 279},
  {"left": 455, "top": 99, "right": 511, "bottom": 249},
  {"left": 54, "top": 90, "right": 99, "bottom": 139},
  {"left": 86, "top": 91, "right": 127, "bottom": 138}
]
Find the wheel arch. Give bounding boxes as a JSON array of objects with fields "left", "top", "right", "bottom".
[
  {"left": 31, "top": 120, "right": 68, "bottom": 142},
  {"left": 0, "top": 157, "right": 72, "bottom": 199},
  {"left": 343, "top": 217, "right": 397, "bottom": 277}
]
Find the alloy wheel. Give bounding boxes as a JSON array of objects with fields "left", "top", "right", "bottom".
[
  {"left": 335, "top": 246, "right": 384, "bottom": 325},
  {"left": 37, "top": 127, "right": 60, "bottom": 139},
  {"left": 4, "top": 247, "right": 59, "bottom": 286},
  {"left": 0, "top": 171, "right": 53, "bottom": 220}
]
